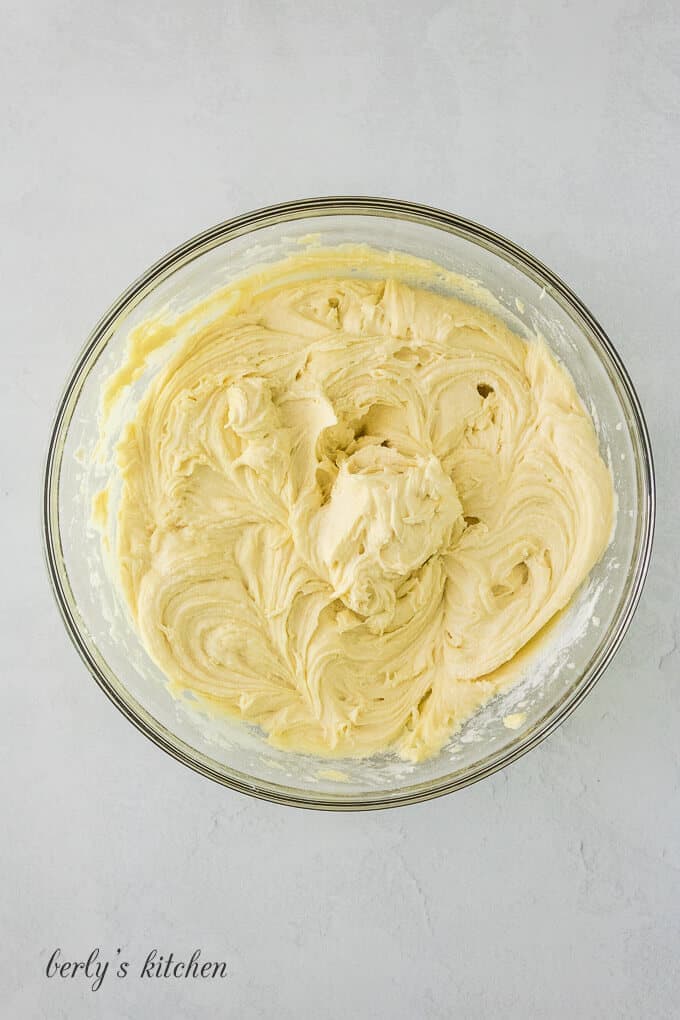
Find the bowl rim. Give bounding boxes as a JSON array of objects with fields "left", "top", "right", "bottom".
[{"left": 42, "top": 195, "right": 656, "bottom": 811}]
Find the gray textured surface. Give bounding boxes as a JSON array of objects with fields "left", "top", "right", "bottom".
[{"left": 1, "top": 1, "right": 678, "bottom": 1016}]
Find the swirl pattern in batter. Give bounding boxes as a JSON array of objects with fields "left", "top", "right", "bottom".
[{"left": 111, "top": 252, "right": 614, "bottom": 761}]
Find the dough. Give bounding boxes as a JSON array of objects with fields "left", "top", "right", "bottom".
[{"left": 109, "top": 249, "right": 614, "bottom": 762}]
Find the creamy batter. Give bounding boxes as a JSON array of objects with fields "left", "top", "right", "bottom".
[{"left": 105, "top": 248, "right": 614, "bottom": 762}]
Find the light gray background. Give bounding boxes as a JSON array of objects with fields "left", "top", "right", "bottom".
[{"left": 2, "top": 0, "right": 678, "bottom": 1017}]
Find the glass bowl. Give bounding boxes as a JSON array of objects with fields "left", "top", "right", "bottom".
[{"left": 43, "top": 197, "right": 655, "bottom": 810}]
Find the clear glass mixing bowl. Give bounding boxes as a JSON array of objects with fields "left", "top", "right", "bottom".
[{"left": 43, "top": 197, "right": 655, "bottom": 810}]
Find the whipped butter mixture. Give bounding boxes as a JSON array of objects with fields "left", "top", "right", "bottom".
[{"left": 105, "top": 248, "right": 613, "bottom": 762}]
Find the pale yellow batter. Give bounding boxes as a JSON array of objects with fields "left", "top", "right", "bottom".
[{"left": 105, "top": 248, "right": 614, "bottom": 762}]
